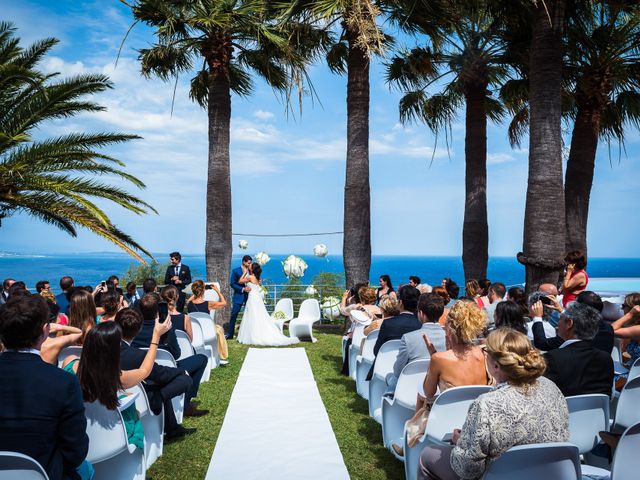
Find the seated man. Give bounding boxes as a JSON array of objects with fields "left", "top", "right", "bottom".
[
  {"left": 131, "top": 294, "right": 209, "bottom": 417},
  {"left": 367, "top": 285, "right": 422, "bottom": 381},
  {"left": 388, "top": 293, "right": 447, "bottom": 391},
  {"left": 544, "top": 302, "right": 614, "bottom": 397},
  {"left": 0, "top": 296, "right": 89, "bottom": 480},
  {"left": 116, "top": 308, "right": 197, "bottom": 440},
  {"left": 483, "top": 282, "right": 505, "bottom": 330}
]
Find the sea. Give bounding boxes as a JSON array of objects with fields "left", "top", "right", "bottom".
[{"left": 2, "top": 252, "right": 640, "bottom": 293}]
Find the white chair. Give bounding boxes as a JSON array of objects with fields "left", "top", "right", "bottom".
[
  {"left": 482, "top": 442, "right": 581, "bottom": 480},
  {"left": 175, "top": 329, "right": 195, "bottom": 361},
  {"left": 84, "top": 400, "right": 146, "bottom": 480},
  {"left": 403, "top": 385, "right": 493, "bottom": 480},
  {"left": 272, "top": 298, "right": 294, "bottom": 333},
  {"left": 189, "top": 312, "right": 217, "bottom": 381},
  {"left": 57, "top": 345, "right": 83, "bottom": 367},
  {"left": 612, "top": 376, "right": 640, "bottom": 433},
  {"left": 289, "top": 299, "right": 321, "bottom": 342},
  {"left": 145, "top": 348, "right": 185, "bottom": 425},
  {"left": 356, "top": 329, "right": 380, "bottom": 399},
  {"left": 368, "top": 339, "right": 402, "bottom": 423},
  {"left": 126, "top": 384, "right": 164, "bottom": 467},
  {"left": 626, "top": 357, "right": 640, "bottom": 382},
  {"left": 566, "top": 394, "right": 610, "bottom": 455},
  {"left": 609, "top": 421, "right": 640, "bottom": 480},
  {"left": 382, "top": 359, "right": 429, "bottom": 456},
  {"left": 348, "top": 324, "right": 367, "bottom": 381},
  {"left": 0, "top": 451, "right": 49, "bottom": 480},
  {"left": 602, "top": 299, "right": 623, "bottom": 322},
  {"left": 611, "top": 337, "right": 623, "bottom": 365}
]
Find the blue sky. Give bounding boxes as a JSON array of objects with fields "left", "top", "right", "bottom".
[{"left": 1, "top": 0, "right": 639, "bottom": 259}]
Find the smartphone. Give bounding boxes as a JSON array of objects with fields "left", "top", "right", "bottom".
[
  {"left": 442, "top": 432, "right": 454, "bottom": 443},
  {"left": 101, "top": 281, "right": 106, "bottom": 287},
  {"left": 158, "top": 302, "right": 168, "bottom": 322}
]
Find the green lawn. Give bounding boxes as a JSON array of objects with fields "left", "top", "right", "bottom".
[{"left": 148, "top": 332, "right": 404, "bottom": 479}]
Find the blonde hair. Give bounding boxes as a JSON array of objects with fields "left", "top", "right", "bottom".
[
  {"left": 623, "top": 293, "right": 640, "bottom": 310},
  {"left": 161, "top": 285, "right": 179, "bottom": 311},
  {"left": 485, "top": 328, "right": 546, "bottom": 386},
  {"left": 379, "top": 295, "right": 400, "bottom": 317},
  {"left": 191, "top": 280, "right": 205, "bottom": 299},
  {"left": 40, "top": 290, "right": 56, "bottom": 303},
  {"left": 359, "top": 287, "right": 376, "bottom": 305},
  {"left": 465, "top": 279, "right": 481, "bottom": 298},
  {"left": 446, "top": 300, "right": 486, "bottom": 345}
]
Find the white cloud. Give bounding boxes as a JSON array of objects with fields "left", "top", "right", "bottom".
[
  {"left": 487, "top": 152, "right": 516, "bottom": 165},
  {"left": 253, "top": 110, "right": 274, "bottom": 121}
]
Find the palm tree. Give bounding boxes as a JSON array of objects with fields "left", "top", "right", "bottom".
[
  {"left": 386, "top": 3, "right": 507, "bottom": 281},
  {"left": 0, "top": 22, "right": 155, "bottom": 262},
  {"left": 123, "top": 0, "right": 329, "bottom": 323}
]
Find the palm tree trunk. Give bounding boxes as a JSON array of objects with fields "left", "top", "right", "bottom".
[
  {"left": 519, "top": 0, "right": 567, "bottom": 293},
  {"left": 343, "top": 33, "right": 371, "bottom": 289},
  {"left": 462, "top": 88, "right": 488, "bottom": 281},
  {"left": 564, "top": 106, "right": 600, "bottom": 257},
  {"left": 205, "top": 70, "right": 232, "bottom": 325}
]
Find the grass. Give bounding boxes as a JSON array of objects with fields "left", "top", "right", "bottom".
[{"left": 148, "top": 332, "right": 404, "bottom": 479}]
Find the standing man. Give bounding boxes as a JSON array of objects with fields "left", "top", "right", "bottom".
[
  {"left": 1, "top": 278, "right": 15, "bottom": 304},
  {"left": 227, "top": 255, "right": 252, "bottom": 340},
  {"left": 164, "top": 251, "right": 191, "bottom": 312},
  {"left": 56, "top": 276, "right": 74, "bottom": 314}
]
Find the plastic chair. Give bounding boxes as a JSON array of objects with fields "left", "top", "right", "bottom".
[
  {"left": 602, "top": 299, "right": 623, "bottom": 322},
  {"left": 272, "top": 298, "right": 294, "bottom": 333},
  {"left": 612, "top": 376, "right": 640, "bottom": 433},
  {"left": 83, "top": 400, "right": 146, "bottom": 480},
  {"left": 57, "top": 345, "right": 83, "bottom": 367},
  {"left": 348, "top": 324, "right": 367, "bottom": 381},
  {"left": 143, "top": 348, "right": 185, "bottom": 425},
  {"left": 626, "top": 357, "right": 640, "bottom": 382},
  {"left": 189, "top": 312, "right": 217, "bottom": 380},
  {"left": 382, "top": 359, "right": 429, "bottom": 456},
  {"left": 0, "top": 451, "right": 49, "bottom": 480},
  {"left": 289, "top": 299, "right": 321, "bottom": 342},
  {"left": 482, "top": 442, "right": 581, "bottom": 480},
  {"left": 403, "top": 385, "right": 493, "bottom": 480},
  {"left": 611, "top": 337, "right": 623, "bottom": 365},
  {"left": 175, "top": 329, "right": 195, "bottom": 361},
  {"left": 368, "top": 339, "right": 402, "bottom": 423},
  {"left": 356, "top": 329, "right": 380, "bottom": 399},
  {"left": 126, "top": 384, "right": 164, "bottom": 467},
  {"left": 566, "top": 394, "right": 610, "bottom": 454},
  {"left": 609, "top": 421, "right": 640, "bottom": 480}
]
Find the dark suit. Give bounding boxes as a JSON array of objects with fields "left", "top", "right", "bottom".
[
  {"left": 366, "top": 312, "right": 421, "bottom": 381},
  {"left": 165, "top": 264, "right": 191, "bottom": 311},
  {"left": 56, "top": 292, "right": 70, "bottom": 315},
  {"left": 532, "top": 319, "right": 614, "bottom": 355},
  {"left": 0, "top": 351, "right": 88, "bottom": 480},
  {"left": 544, "top": 340, "right": 614, "bottom": 397},
  {"left": 228, "top": 266, "right": 249, "bottom": 339},
  {"left": 119, "top": 341, "right": 191, "bottom": 434}
]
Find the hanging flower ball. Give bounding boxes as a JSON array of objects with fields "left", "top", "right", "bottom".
[
  {"left": 255, "top": 251, "right": 270, "bottom": 266},
  {"left": 313, "top": 244, "right": 329, "bottom": 257},
  {"left": 321, "top": 296, "right": 341, "bottom": 321},
  {"left": 282, "top": 255, "right": 308, "bottom": 278},
  {"left": 305, "top": 285, "right": 318, "bottom": 297},
  {"left": 238, "top": 239, "right": 249, "bottom": 250}
]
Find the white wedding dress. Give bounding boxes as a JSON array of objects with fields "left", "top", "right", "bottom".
[{"left": 237, "top": 282, "right": 299, "bottom": 346}]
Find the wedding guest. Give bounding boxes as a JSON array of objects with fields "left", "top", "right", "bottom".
[
  {"left": 340, "top": 282, "right": 368, "bottom": 319},
  {"left": 494, "top": 301, "right": 527, "bottom": 335},
  {"left": 68, "top": 289, "right": 98, "bottom": 344},
  {"left": 561, "top": 250, "right": 589, "bottom": 307},
  {"left": 0, "top": 296, "right": 90, "bottom": 480},
  {"left": 544, "top": 302, "right": 614, "bottom": 397},
  {"left": 409, "top": 276, "right": 421, "bottom": 288},
  {"left": 442, "top": 278, "right": 460, "bottom": 308},
  {"left": 525, "top": 292, "right": 557, "bottom": 340},
  {"left": 143, "top": 277, "right": 158, "bottom": 295},
  {"left": 107, "top": 275, "right": 123, "bottom": 295},
  {"left": 418, "top": 329, "right": 569, "bottom": 480},
  {"left": 364, "top": 294, "right": 399, "bottom": 336},
  {"left": 483, "top": 282, "right": 505, "bottom": 329},
  {"left": 394, "top": 300, "right": 492, "bottom": 456},
  {"left": 35, "top": 280, "right": 51, "bottom": 293},
  {"left": 164, "top": 251, "right": 191, "bottom": 311},
  {"left": 56, "top": 276, "right": 74, "bottom": 314},
  {"left": 358, "top": 287, "right": 382, "bottom": 321},
  {"left": 98, "top": 290, "right": 121, "bottom": 322},
  {"left": 40, "top": 323, "right": 83, "bottom": 365},
  {"left": 185, "top": 280, "right": 229, "bottom": 363},
  {"left": 432, "top": 286, "right": 451, "bottom": 326},
  {"left": 376, "top": 274, "right": 396, "bottom": 304},
  {"left": 478, "top": 279, "right": 491, "bottom": 303},
  {"left": 611, "top": 293, "right": 640, "bottom": 365},
  {"left": 506, "top": 286, "right": 528, "bottom": 316},
  {"left": 124, "top": 281, "right": 141, "bottom": 307},
  {"left": 0, "top": 278, "right": 15, "bottom": 304},
  {"left": 465, "top": 279, "right": 488, "bottom": 308},
  {"left": 163, "top": 285, "right": 193, "bottom": 339}
]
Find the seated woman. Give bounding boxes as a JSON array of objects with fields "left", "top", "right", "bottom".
[
  {"left": 418, "top": 328, "right": 569, "bottom": 480},
  {"left": 364, "top": 294, "right": 399, "bottom": 337},
  {"left": 494, "top": 301, "right": 527, "bottom": 335},
  {"left": 611, "top": 293, "right": 640, "bottom": 365},
  {"left": 98, "top": 290, "right": 120, "bottom": 323},
  {"left": 432, "top": 286, "right": 451, "bottom": 326},
  {"left": 394, "top": 301, "right": 493, "bottom": 456},
  {"left": 186, "top": 280, "right": 229, "bottom": 364},
  {"left": 62, "top": 319, "right": 172, "bottom": 450},
  {"left": 162, "top": 285, "right": 194, "bottom": 340},
  {"left": 68, "top": 289, "right": 98, "bottom": 344}
]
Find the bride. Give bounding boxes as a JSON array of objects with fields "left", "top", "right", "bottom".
[{"left": 236, "top": 263, "right": 299, "bottom": 346}]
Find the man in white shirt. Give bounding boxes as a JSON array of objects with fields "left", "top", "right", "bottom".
[{"left": 483, "top": 282, "right": 505, "bottom": 330}]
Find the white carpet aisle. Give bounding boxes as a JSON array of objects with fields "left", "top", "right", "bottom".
[{"left": 205, "top": 348, "right": 350, "bottom": 480}]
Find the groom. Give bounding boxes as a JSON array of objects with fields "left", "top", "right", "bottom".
[{"left": 227, "top": 255, "right": 252, "bottom": 340}]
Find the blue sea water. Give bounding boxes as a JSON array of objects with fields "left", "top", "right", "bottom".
[{"left": 2, "top": 252, "right": 640, "bottom": 292}]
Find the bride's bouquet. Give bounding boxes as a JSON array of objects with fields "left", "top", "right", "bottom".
[{"left": 282, "top": 255, "right": 308, "bottom": 278}]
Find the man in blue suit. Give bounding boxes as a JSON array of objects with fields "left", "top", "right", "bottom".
[{"left": 227, "top": 255, "right": 252, "bottom": 339}]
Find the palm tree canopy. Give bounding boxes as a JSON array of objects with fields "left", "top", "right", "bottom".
[{"left": 0, "top": 22, "right": 156, "bottom": 262}]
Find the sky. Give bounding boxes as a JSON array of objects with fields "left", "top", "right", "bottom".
[{"left": 1, "top": 0, "right": 639, "bottom": 259}]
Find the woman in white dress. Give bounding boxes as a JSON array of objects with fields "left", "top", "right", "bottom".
[{"left": 236, "top": 263, "right": 299, "bottom": 346}]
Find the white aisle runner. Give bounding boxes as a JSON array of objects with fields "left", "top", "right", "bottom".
[{"left": 205, "top": 348, "right": 350, "bottom": 480}]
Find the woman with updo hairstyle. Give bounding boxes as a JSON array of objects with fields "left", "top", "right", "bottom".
[
  {"left": 98, "top": 290, "right": 120, "bottom": 323},
  {"left": 186, "top": 279, "right": 229, "bottom": 363},
  {"left": 364, "top": 294, "right": 398, "bottom": 336},
  {"left": 432, "top": 286, "right": 451, "bottom": 326},
  {"left": 418, "top": 328, "right": 569, "bottom": 480},
  {"left": 162, "top": 285, "right": 194, "bottom": 341},
  {"left": 494, "top": 300, "right": 527, "bottom": 335},
  {"left": 394, "top": 301, "right": 493, "bottom": 457},
  {"left": 358, "top": 286, "right": 382, "bottom": 320}
]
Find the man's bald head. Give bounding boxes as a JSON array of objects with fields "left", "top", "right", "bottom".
[{"left": 538, "top": 283, "right": 558, "bottom": 296}]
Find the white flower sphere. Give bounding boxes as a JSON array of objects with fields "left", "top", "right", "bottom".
[
  {"left": 321, "top": 296, "right": 341, "bottom": 320},
  {"left": 305, "top": 285, "right": 318, "bottom": 296},
  {"left": 255, "top": 251, "right": 270, "bottom": 266},
  {"left": 238, "top": 239, "right": 249, "bottom": 250},
  {"left": 313, "top": 244, "right": 329, "bottom": 257},
  {"left": 282, "top": 255, "right": 308, "bottom": 278}
]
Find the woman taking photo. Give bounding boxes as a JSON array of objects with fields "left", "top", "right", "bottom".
[{"left": 186, "top": 280, "right": 229, "bottom": 364}]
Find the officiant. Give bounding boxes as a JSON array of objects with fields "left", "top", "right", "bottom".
[{"left": 164, "top": 251, "right": 192, "bottom": 311}]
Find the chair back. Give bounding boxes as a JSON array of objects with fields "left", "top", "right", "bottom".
[
  {"left": 482, "top": 442, "right": 581, "bottom": 480},
  {"left": 614, "top": 376, "right": 640, "bottom": 432},
  {"left": 274, "top": 298, "right": 294, "bottom": 320},
  {"left": 361, "top": 330, "right": 380, "bottom": 362},
  {"left": 190, "top": 313, "right": 216, "bottom": 344},
  {"left": 175, "top": 330, "right": 195, "bottom": 360},
  {"left": 425, "top": 385, "right": 493, "bottom": 442},
  {"left": 351, "top": 325, "right": 366, "bottom": 350},
  {"left": 566, "top": 394, "right": 610, "bottom": 454},
  {"left": 151, "top": 348, "right": 177, "bottom": 368},
  {"left": 611, "top": 422, "right": 640, "bottom": 480},
  {"left": 627, "top": 357, "right": 640, "bottom": 382},
  {"left": 602, "top": 299, "right": 623, "bottom": 321},
  {"left": 57, "top": 345, "right": 83, "bottom": 367},
  {"left": 188, "top": 319, "right": 206, "bottom": 350},
  {"left": 0, "top": 451, "right": 49, "bottom": 480},
  {"left": 298, "top": 299, "right": 320, "bottom": 319},
  {"left": 126, "top": 384, "right": 150, "bottom": 417},
  {"left": 394, "top": 360, "right": 429, "bottom": 409},
  {"left": 372, "top": 340, "right": 402, "bottom": 379},
  {"left": 83, "top": 400, "right": 130, "bottom": 463},
  {"left": 611, "top": 337, "right": 623, "bottom": 364}
]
